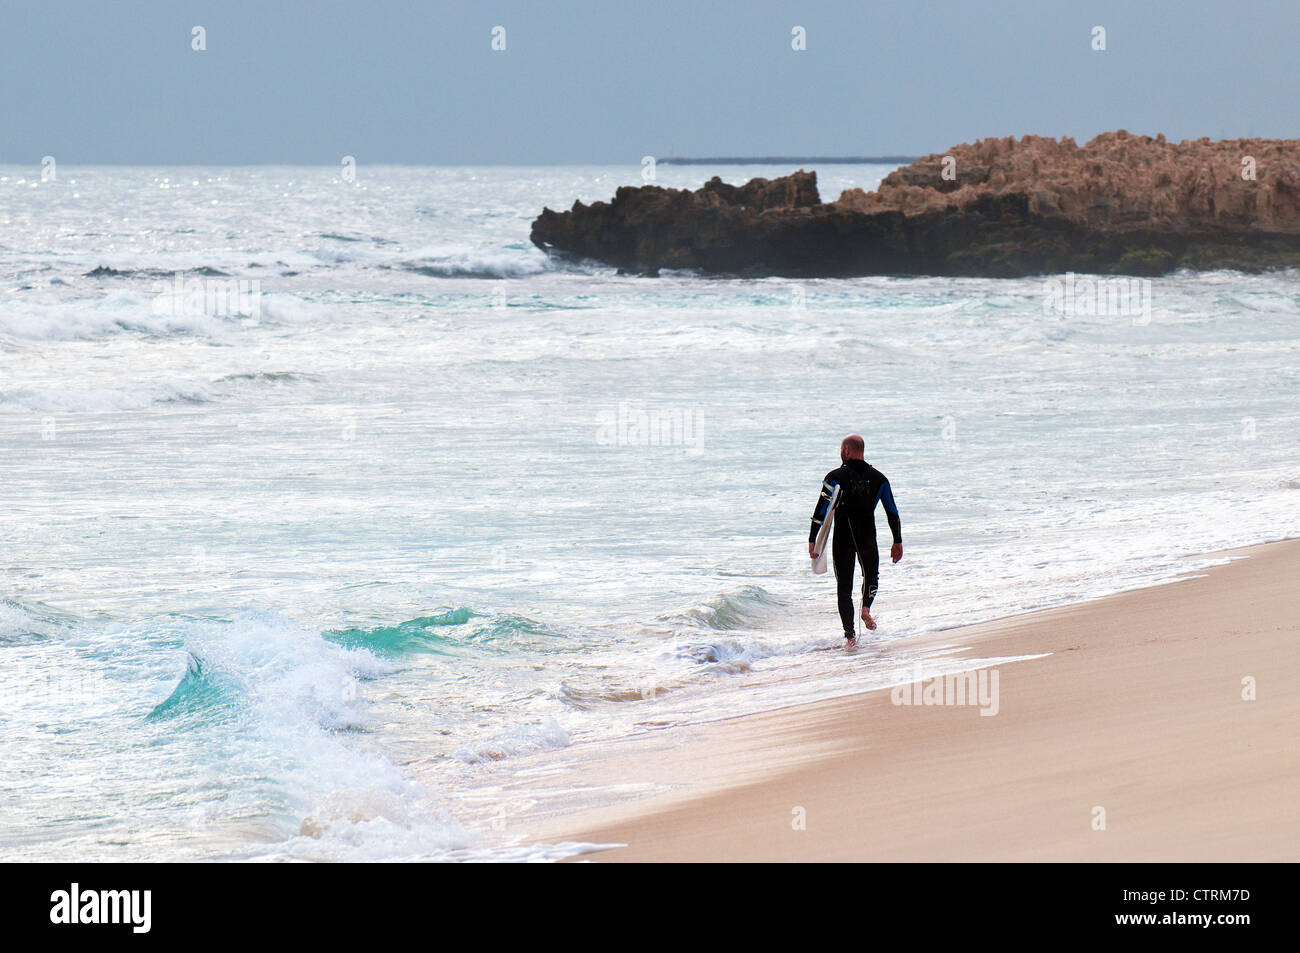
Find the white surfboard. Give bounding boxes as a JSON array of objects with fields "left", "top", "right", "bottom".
[{"left": 810, "top": 480, "right": 840, "bottom": 575}]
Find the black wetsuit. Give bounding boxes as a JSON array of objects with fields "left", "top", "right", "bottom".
[{"left": 808, "top": 459, "right": 902, "bottom": 637}]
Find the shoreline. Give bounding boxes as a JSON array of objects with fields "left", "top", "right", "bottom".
[{"left": 533, "top": 538, "right": 1300, "bottom": 861}]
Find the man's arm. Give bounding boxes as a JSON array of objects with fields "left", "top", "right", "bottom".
[{"left": 879, "top": 480, "right": 903, "bottom": 563}]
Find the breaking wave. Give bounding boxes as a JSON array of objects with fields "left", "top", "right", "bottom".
[{"left": 0, "top": 380, "right": 215, "bottom": 413}]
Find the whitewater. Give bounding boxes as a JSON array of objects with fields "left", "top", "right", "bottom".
[{"left": 1, "top": 164, "right": 1297, "bottom": 860}]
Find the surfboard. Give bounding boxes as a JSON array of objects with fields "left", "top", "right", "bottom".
[{"left": 810, "top": 480, "right": 840, "bottom": 574}]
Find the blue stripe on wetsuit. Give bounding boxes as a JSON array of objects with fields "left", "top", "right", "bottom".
[
  {"left": 874, "top": 480, "right": 901, "bottom": 543},
  {"left": 876, "top": 480, "right": 898, "bottom": 516}
]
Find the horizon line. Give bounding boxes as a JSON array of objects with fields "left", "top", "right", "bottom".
[
  {"left": 0, "top": 157, "right": 921, "bottom": 169},
  {"left": 659, "top": 156, "right": 918, "bottom": 165}
]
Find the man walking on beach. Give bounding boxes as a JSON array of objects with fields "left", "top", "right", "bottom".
[{"left": 808, "top": 434, "right": 903, "bottom": 642}]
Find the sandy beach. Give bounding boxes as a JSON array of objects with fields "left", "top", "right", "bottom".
[{"left": 542, "top": 539, "right": 1300, "bottom": 861}]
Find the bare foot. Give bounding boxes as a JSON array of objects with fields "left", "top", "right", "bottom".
[
  {"left": 844, "top": 636, "right": 857, "bottom": 647},
  {"left": 860, "top": 608, "right": 877, "bottom": 630}
]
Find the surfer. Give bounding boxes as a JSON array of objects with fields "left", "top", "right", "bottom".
[{"left": 808, "top": 434, "right": 902, "bottom": 641}]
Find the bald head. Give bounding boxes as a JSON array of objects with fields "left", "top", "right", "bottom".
[{"left": 840, "top": 433, "right": 865, "bottom": 462}]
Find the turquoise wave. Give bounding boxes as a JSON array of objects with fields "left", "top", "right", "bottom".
[
  {"left": 667, "top": 585, "right": 780, "bottom": 631},
  {"left": 325, "top": 608, "right": 475, "bottom": 655},
  {"left": 462, "top": 615, "right": 568, "bottom": 647},
  {"left": 147, "top": 654, "right": 239, "bottom": 722},
  {"left": 325, "top": 610, "right": 576, "bottom": 656}
]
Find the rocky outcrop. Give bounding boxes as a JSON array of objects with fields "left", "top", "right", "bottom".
[
  {"left": 530, "top": 132, "right": 1300, "bottom": 276},
  {"left": 529, "top": 171, "right": 827, "bottom": 275}
]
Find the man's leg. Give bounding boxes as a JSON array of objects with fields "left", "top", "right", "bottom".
[
  {"left": 832, "top": 534, "right": 857, "bottom": 638},
  {"left": 858, "top": 541, "right": 881, "bottom": 630}
]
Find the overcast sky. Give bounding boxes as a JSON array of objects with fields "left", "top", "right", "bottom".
[{"left": 2, "top": 0, "right": 1296, "bottom": 164}]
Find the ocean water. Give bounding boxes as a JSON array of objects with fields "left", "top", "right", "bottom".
[{"left": 1, "top": 164, "right": 1297, "bottom": 861}]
